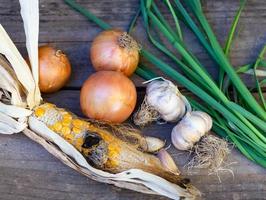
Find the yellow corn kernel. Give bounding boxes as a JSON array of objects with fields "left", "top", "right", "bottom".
[
  {"left": 53, "top": 122, "right": 63, "bottom": 132},
  {"left": 48, "top": 125, "right": 55, "bottom": 131},
  {"left": 74, "top": 137, "right": 84, "bottom": 151},
  {"left": 72, "top": 119, "right": 84, "bottom": 128},
  {"left": 63, "top": 113, "right": 72, "bottom": 121},
  {"left": 61, "top": 126, "right": 71, "bottom": 136},
  {"left": 72, "top": 127, "right": 81, "bottom": 134},
  {"left": 62, "top": 118, "right": 71, "bottom": 127},
  {"left": 65, "top": 133, "right": 74, "bottom": 143},
  {"left": 44, "top": 103, "right": 55, "bottom": 108},
  {"left": 35, "top": 107, "right": 45, "bottom": 117}
]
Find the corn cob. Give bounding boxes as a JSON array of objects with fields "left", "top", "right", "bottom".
[{"left": 32, "top": 103, "right": 186, "bottom": 184}]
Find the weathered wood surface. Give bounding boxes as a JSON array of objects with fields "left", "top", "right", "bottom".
[
  {"left": 0, "top": 0, "right": 266, "bottom": 200},
  {"left": 2, "top": 0, "right": 266, "bottom": 87}
]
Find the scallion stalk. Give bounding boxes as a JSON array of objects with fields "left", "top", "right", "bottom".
[{"left": 64, "top": 0, "right": 266, "bottom": 168}]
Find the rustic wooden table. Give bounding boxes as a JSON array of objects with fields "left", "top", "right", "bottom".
[{"left": 0, "top": 0, "right": 265, "bottom": 199}]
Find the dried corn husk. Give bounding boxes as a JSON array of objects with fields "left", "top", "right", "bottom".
[
  {"left": 27, "top": 117, "right": 199, "bottom": 199},
  {"left": 0, "top": 0, "right": 200, "bottom": 199},
  {"left": 0, "top": 57, "right": 25, "bottom": 106},
  {"left": 19, "top": 0, "right": 41, "bottom": 106},
  {"left": 0, "top": 25, "right": 36, "bottom": 109},
  {"left": 0, "top": 102, "right": 32, "bottom": 118},
  {"left": 0, "top": 111, "right": 27, "bottom": 134}
]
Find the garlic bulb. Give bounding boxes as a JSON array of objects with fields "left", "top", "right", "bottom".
[
  {"left": 146, "top": 80, "right": 188, "bottom": 122},
  {"left": 171, "top": 111, "right": 212, "bottom": 150}
]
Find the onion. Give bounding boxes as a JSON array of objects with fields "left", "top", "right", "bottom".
[
  {"left": 38, "top": 45, "right": 71, "bottom": 93},
  {"left": 80, "top": 71, "right": 137, "bottom": 123},
  {"left": 90, "top": 29, "right": 139, "bottom": 77}
]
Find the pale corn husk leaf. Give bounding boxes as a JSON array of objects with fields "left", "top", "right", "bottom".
[
  {"left": 0, "top": 122, "right": 19, "bottom": 134},
  {"left": 19, "top": 0, "right": 41, "bottom": 106},
  {"left": 0, "top": 25, "right": 36, "bottom": 109},
  {"left": 22, "top": 128, "right": 156, "bottom": 195},
  {"left": 28, "top": 117, "right": 199, "bottom": 200},
  {"left": 0, "top": 111, "right": 27, "bottom": 134},
  {"left": 0, "top": 102, "right": 32, "bottom": 118},
  {"left": 0, "top": 54, "right": 24, "bottom": 90},
  {"left": 0, "top": 59, "right": 26, "bottom": 106}
]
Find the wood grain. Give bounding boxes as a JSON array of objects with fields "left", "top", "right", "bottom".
[
  {"left": 0, "top": 91, "right": 265, "bottom": 200},
  {"left": 2, "top": 0, "right": 266, "bottom": 87}
]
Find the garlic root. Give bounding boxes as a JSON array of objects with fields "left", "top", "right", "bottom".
[
  {"left": 171, "top": 111, "right": 230, "bottom": 172},
  {"left": 134, "top": 79, "right": 189, "bottom": 127},
  {"left": 186, "top": 135, "right": 230, "bottom": 173}
]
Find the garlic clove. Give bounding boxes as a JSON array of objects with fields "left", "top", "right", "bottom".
[
  {"left": 183, "top": 114, "right": 207, "bottom": 137},
  {"left": 147, "top": 80, "right": 168, "bottom": 93},
  {"left": 145, "top": 136, "right": 165, "bottom": 152},
  {"left": 147, "top": 80, "right": 187, "bottom": 122},
  {"left": 157, "top": 149, "right": 180, "bottom": 175},
  {"left": 171, "top": 125, "right": 192, "bottom": 150},
  {"left": 188, "top": 111, "right": 212, "bottom": 136},
  {"left": 178, "top": 123, "right": 201, "bottom": 144},
  {"left": 162, "top": 100, "right": 185, "bottom": 122},
  {"left": 194, "top": 111, "right": 212, "bottom": 132}
]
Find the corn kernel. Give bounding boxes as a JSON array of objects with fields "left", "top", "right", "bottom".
[
  {"left": 48, "top": 125, "right": 55, "bottom": 131},
  {"left": 44, "top": 103, "right": 55, "bottom": 108},
  {"left": 35, "top": 108, "right": 45, "bottom": 117},
  {"left": 62, "top": 118, "right": 71, "bottom": 126},
  {"left": 72, "top": 127, "right": 81, "bottom": 134},
  {"left": 72, "top": 119, "right": 84, "bottom": 128},
  {"left": 65, "top": 133, "right": 74, "bottom": 143},
  {"left": 53, "top": 122, "right": 62, "bottom": 132},
  {"left": 74, "top": 137, "right": 84, "bottom": 151},
  {"left": 63, "top": 113, "right": 72, "bottom": 121},
  {"left": 61, "top": 126, "right": 71, "bottom": 136}
]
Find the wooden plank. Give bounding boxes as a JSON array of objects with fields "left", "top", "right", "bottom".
[
  {"left": 0, "top": 90, "right": 265, "bottom": 200},
  {"left": 1, "top": 0, "right": 265, "bottom": 87}
]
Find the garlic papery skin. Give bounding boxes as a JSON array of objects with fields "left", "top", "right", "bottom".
[
  {"left": 171, "top": 111, "right": 213, "bottom": 151},
  {"left": 146, "top": 80, "right": 187, "bottom": 122},
  {"left": 157, "top": 149, "right": 180, "bottom": 175},
  {"left": 145, "top": 136, "right": 165, "bottom": 152}
]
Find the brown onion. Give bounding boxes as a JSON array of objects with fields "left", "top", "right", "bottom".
[
  {"left": 80, "top": 71, "right": 137, "bottom": 123},
  {"left": 38, "top": 45, "right": 71, "bottom": 93},
  {"left": 90, "top": 29, "right": 139, "bottom": 77}
]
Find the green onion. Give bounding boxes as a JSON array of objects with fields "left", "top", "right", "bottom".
[
  {"left": 64, "top": 0, "right": 266, "bottom": 168},
  {"left": 182, "top": 0, "right": 265, "bottom": 119},
  {"left": 221, "top": 0, "right": 246, "bottom": 89}
]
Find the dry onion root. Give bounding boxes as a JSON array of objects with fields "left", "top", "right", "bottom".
[
  {"left": 133, "top": 78, "right": 190, "bottom": 127},
  {"left": 0, "top": 1, "right": 201, "bottom": 199}
]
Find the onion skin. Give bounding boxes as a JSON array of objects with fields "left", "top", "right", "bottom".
[
  {"left": 80, "top": 71, "right": 137, "bottom": 123},
  {"left": 38, "top": 45, "right": 71, "bottom": 93},
  {"left": 90, "top": 29, "right": 139, "bottom": 77}
]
